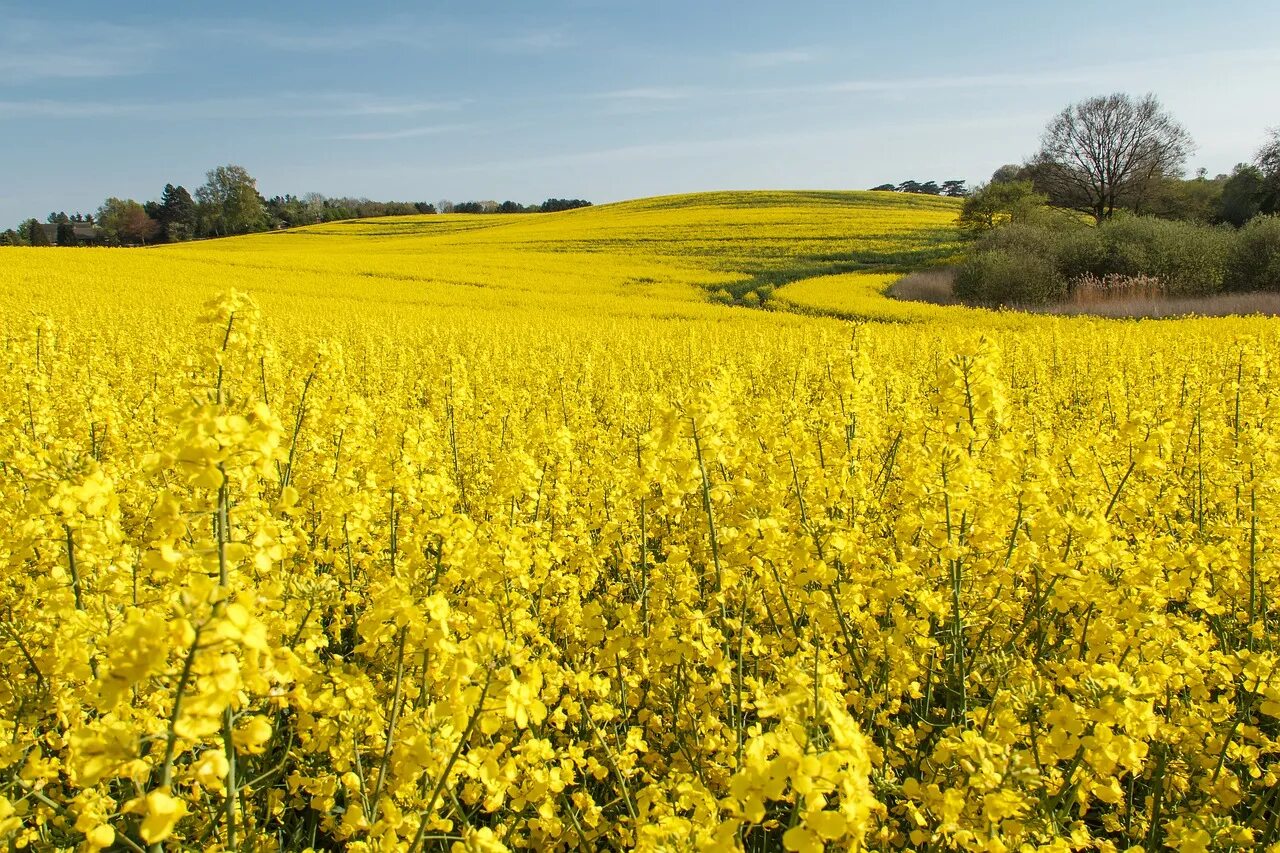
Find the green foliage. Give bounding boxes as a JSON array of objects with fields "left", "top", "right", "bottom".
[
  {"left": 870, "top": 181, "right": 966, "bottom": 196},
  {"left": 264, "top": 194, "right": 433, "bottom": 227},
  {"left": 157, "top": 184, "right": 197, "bottom": 241},
  {"left": 97, "top": 198, "right": 160, "bottom": 246},
  {"left": 1051, "top": 226, "right": 1107, "bottom": 281},
  {"left": 1224, "top": 215, "right": 1280, "bottom": 292},
  {"left": 955, "top": 249, "right": 1065, "bottom": 306},
  {"left": 55, "top": 222, "right": 77, "bottom": 247},
  {"left": 957, "top": 215, "right": 1234, "bottom": 305},
  {"left": 1219, "top": 165, "right": 1267, "bottom": 227},
  {"left": 27, "top": 219, "right": 51, "bottom": 246},
  {"left": 1143, "top": 172, "right": 1227, "bottom": 223},
  {"left": 195, "top": 165, "right": 267, "bottom": 237},
  {"left": 1095, "top": 216, "right": 1231, "bottom": 296},
  {"left": 958, "top": 182, "right": 1047, "bottom": 232},
  {"left": 539, "top": 198, "right": 592, "bottom": 212},
  {"left": 989, "top": 164, "right": 1027, "bottom": 184}
]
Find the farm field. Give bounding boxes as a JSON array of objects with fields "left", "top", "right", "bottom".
[{"left": 3, "top": 191, "right": 1280, "bottom": 851}]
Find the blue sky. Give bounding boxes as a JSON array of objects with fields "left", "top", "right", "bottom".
[{"left": 2, "top": 0, "right": 1279, "bottom": 225}]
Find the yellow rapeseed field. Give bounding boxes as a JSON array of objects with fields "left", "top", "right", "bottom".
[{"left": 2, "top": 191, "right": 1279, "bottom": 852}]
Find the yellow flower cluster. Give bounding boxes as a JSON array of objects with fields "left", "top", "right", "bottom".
[{"left": 2, "top": 192, "right": 1279, "bottom": 851}]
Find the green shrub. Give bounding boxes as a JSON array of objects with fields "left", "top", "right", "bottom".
[
  {"left": 1054, "top": 227, "right": 1107, "bottom": 281},
  {"left": 955, "top": 250, "right": 1066, "bottom": 306},
  {"left": 1224, "top": 215, "right": 1280, "bottom": 292},
  {"left": 1095, "top": 217, "right": 1229, "bottom": 296},
  {"left": 956, "top": 215, "right": 1234, "bottom": 306},
  {"left": 982, "top": 221, "right": 1066, "bottom": 262}
]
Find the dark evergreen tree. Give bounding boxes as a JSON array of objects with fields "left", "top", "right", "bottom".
[
  {"left": 1219, "top": 164, "right": 1266, "bottom": 226},
  {"left": 28, "top": 219, "right": 51, "bottom": 246},
  {"left": 157, "top": 183, "right": 198, "bottom": 241},
  {"left": 538, "top": 198, "right": 592, "bottom": 212}
]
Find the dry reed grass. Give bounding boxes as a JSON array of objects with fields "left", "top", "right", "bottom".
[
  {"left": 886, "top": 268, "right": 961, "bottom": 304},
  {"left": 889, "top": 267, "right": 1280, "bottom": 318}
]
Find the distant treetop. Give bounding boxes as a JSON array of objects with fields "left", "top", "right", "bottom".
[
  {"left": 539, "top": 198, "right": 593, "bottom": 212},
  {"left": 9, "top": 163, "right": 595, "bottom": 246},
  {"left": 870, "top": 180, "right": 968, "bottom": 197}
]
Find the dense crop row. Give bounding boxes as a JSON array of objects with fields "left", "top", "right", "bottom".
[{"left": 2, "top": 193, "right": 1280, "bottom": 851}]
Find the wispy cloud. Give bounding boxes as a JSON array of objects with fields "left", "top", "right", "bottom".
[
  {"left": 592, "top": 87, "right": 702, "bottom": 102},
  {"left": 197, "top": 18, "right": 572, "bottom": 57},
  {"left": 735, "top": 48, "right": 819, "bottom": 69},
  {"left": 0, "top": 53, "right": 137, "bottom": 81},
  {"left": 331, "top": 124, "right": 471, "bottom": 141},
  {"left": 584, "top": 69, "right": 1106, "bottom": 107},
  {"left": 451, "top": 111, "right": 1045, "bottom": 176},
  {"left": 0, "top": 93, "right": 466, "bottom": 121},
  {"left": 0, "top": 100, "right": 137, "bottom": 119},
  {"left": 273, "top": 94, "right": 468, "bottom": 119},
  {"left": 813, "top": 70, "right": 1102, "bottom": 95},
  {"left": 587, "top": 49, "right": 1280, "bottom": 109},
  {"left": 0, "top": 14, "right": 576, "bottom": 85},
  {"left": 487, "top": 27, "right": 574, "bottom": 55},
  {"left": 585, "top": 87, "right": 707, "bottom": 117},
  {"left": 0, "top": 20, "right": 159, "bottom": 83},
  {"left": 200, "top": 19, "right": 429, "bottom": 51}
]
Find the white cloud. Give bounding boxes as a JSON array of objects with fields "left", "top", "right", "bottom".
[
  {"left": 583, "top": 49, "right": 1280, "bottom": 112},
  {"left": 452, "top": 112, "right": 1043, "bottom": 175},
  {"left": 0, "top": 93, "right": 466, "bottom": 121},
  {"left": 200, "top": 20, "right": 429, "bottom": 51},
  {"left": 735, "top": 49, "right": 819, "bottom": 69},
  {"left": 198, "top": 18, "right": 571, "bottom": 56},
  {"left": 487, "top": 27, "right": 574, "bottom": 55},
  {"left": 0, "top": 14, "right": 576, "bottom": 86},
  {"left": 592, "top": 87, "right": 702, "bottom": 102},
  {"left": 331, "top": 124, "right": 471, "bottom": 141},
  {"left": 0, "top": 53, "right": 136, "bottom": 81},
  {"left": 0, "top": 21, "right": 159, "bottom": 82}
]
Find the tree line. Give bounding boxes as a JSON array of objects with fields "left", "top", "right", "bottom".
[
  {"left": 870, "top": 179, "right": 969, "bottom": 197},
  {"left": 949, "top": 93, "right": 1280, "bottom": 307},
  {"left": 441, "top": 198, "right": 593, "bottom": 214},
  {"left": 1, "top": 165, "right": 593, "bottom": 247},
  {"left": 960, "top": 94, "right": 1279, "bottom": 230}
]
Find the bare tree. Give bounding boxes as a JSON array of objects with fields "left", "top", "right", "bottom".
[
  {"left": 1258, "top": 127, "right": 1280, "bottom": 173},
  {"left": 1258, "top": 127, "right": 1280, "bottom": 214},
  {"left": 1032, "top": 93, "right": 1193, "bottom": 223}
]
